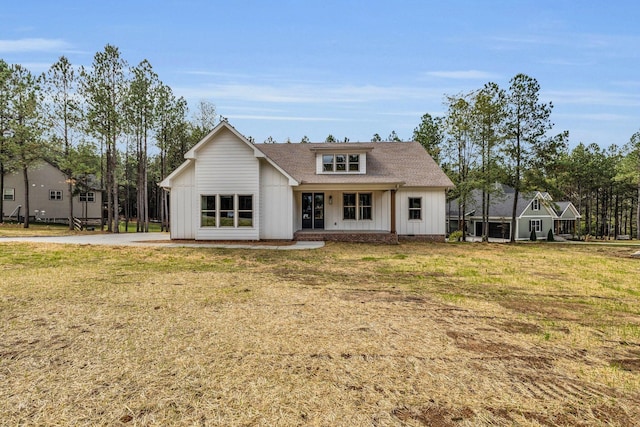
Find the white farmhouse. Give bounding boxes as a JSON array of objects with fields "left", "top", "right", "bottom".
[{"left": 159, "top": 121, "right": 453, "bottom": 243}]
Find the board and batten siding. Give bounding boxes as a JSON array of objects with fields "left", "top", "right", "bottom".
[
  {"left": 259, "top": 159, "right": 294, "bottom": 239},
  {"left": 323, "top": 190, "right": 390, "bottom": 231},
  {"left": 194, "top": 128, "right": 260, "bottom": 240},
  {"left": 396, "top": 189, "right": 446, "bottom": 236},
  {"left": 169, "top": 163, "right": 195, "bottom": 239}
]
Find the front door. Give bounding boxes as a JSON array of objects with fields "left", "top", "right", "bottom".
[{"left": 302, "top": 193, "right": 324, "bottom": 229}]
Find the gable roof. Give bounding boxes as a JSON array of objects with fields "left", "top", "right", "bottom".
[
  {"left": 448, "top": 185, "right": 580, "bottom": 219},
  {"left": 257, "top": 141, "right": 454, "bottom": 188},
  {"left": 159, "top": 121, "right": 298, "bottom": 188}
]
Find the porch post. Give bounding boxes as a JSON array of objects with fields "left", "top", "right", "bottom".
[{"left": 390, "top": 189, "right": 397, "bottom": 234}]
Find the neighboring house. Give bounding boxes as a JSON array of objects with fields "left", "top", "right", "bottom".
[
  {"left": 2, "top": 161, "right": 102, "bottom": 224},
  {"left": 159, "top": 121, "right": 454, "bottom": 243},
  {"left": 448, "top": 185, "right": 581, "bottom": 240}
]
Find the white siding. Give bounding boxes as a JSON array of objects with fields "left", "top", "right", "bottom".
[
  {"left": 322, "top": 190, "right": 390, "bottom": 231},
  {"left": 169, "top": 164, "right": 195, "bottom": 239},
  {"left": 194, "top": 128, "right": 260, "bottom": 240},
  {"left": 259, "top": 160, "right": 293, "bottom": 239},
  {"left": 396, "top": 189, "right": 446, "bottom": 236}
]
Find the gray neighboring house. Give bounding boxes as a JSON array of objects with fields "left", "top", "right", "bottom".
[
  {"left": 448, "top": 185, "right": 581, "bottom": 240},
  {"left": 2, "top": 161, "right": 102, "bottom": 224},
  {"left": 159, "top": 121, "right": 454, "bottom": 243}
]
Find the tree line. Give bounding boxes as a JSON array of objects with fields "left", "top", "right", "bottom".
[
  {"left": 0, "top": 44, "right": 216, "bottom": 230},
  {"left": 2, "top": 52, "right": 638, "bottom": 240},
  {"left": 410, "top": 74, "right": 640, "bottom": 241}
]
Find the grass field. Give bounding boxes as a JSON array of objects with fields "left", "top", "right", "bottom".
[
  {"left": 0, "top": 221, "right": 162, "bottom": 235},
  {"left": 1, "top": 240, "right": 639, "bottom": 426}
]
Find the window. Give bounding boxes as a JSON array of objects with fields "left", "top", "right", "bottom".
[
  {"left": 322, "top": 154, "right": 334, "bottom": 172},
  {"left": 201, "top": 194, "right": 254, "bottom": 228},
  {"left": 343, "top": 193, "right": 356, "bottom": 220},
  {"left": 532, "top": 199, "right": 540, "bottom": 211},
  {"left": 409, "top": 197, "right": 422, "bottom": 220},
  {"left": 49, "top": 190, "right": 63, "bottom": 200},
  {"left": 348, "top": 154, "right": 360, "bottom": 171},
  {"left": 359, "top": 193, "right": 372, "bottom": 220},
  {"left": 219, "top": 195, "right": 235, "bottom": 227},
  {"left": 529, "top": 219, "right": 541, "bottom": 232},
  {"left": 343, "top": 192, "right": 372, "bottom": 220},
  {"left": 238, "top": 195, "right": 253, "bottom": 227},
  {"left": 80, "top": 192, "right": 95, "bottom": 202},
  {"left": 201, "top": 195, "right": 217, "bottom": 227},
  {"left": 3, "top": 188, "right": 15, "bottom": 201},
  {"left": 322, "top": 153, "right": 361, "bottom": 173}
]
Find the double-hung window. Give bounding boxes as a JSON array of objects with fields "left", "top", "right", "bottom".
[
  {"left": 219, "top": 195, "right": 235, "bottom": 227},
  {"left": 532, "top": 199, "right": 540, "bottom": 211},
  {"left": 201, "top": 195, "right": 217, "bottom": 227},
  {"left": 238, "top": 195, "right": 253, "bottom": 227},
  {"left": 359, "top": 193, "right": 372, "bottom": 220},
  {"left": 49, "top": 190, "right": 63, "bottom": 200},
  {"left": 529, "top": 219, "right": 541, "bottom": 232},
  {"left": 3, "top": 188, "right": 15, "bottom": 201},
  {"left": 408, "top": 197, "right": 422, "bottom": 220},
  {"left": 343, "top": 192, "right": 372, "bottom": 220}
]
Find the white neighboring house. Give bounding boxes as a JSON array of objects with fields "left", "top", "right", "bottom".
[
  {"left": 2, "top": 161, "right": 102, "bottom": 223},
  {"left": 159, "top": 121, "right": 454, "bottom": 243}
]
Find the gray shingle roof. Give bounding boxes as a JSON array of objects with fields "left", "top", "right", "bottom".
[{"left": 256, "top": 142, "right": 454, "bottom": 188}]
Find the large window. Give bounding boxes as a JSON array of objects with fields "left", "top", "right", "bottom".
[
  {"left": 409, "top": 197, "right": 422, "bottom": 220},
  {"left": 343, "top": 192, "right": 372, "bottom": 220},
  {"left": 49, "top": 190, "right": 63, "bottom": 200},
  {"left": 3, "top": 188, "right": 15, "bottom": 201},
  {"left": 80, "top": 191, "right": 95, "bottom": 202},
  {"left": 322, "top": 153, "right": 360, "bottom": 173},
  {"left": 201, "top": 194, "right": 253, "bottom": 228}
]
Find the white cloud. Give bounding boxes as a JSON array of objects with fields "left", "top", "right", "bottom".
[
  {"left": 175, "top": 82, "right": 443, "bottom": 104},
  {"left": 0, "top": 38, "right": 71, "bottom": 53},
  {"left": 424, "top": 70, "right": 501, "bottom": 80},
  {"left": 546, "top": 89, "right": 640, "bottom": 107},
  {"left": 226, "top": 114, "right": 346, "bottom": 122}
]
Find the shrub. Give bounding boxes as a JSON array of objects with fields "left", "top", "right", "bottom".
[
  {"left": 530, "top": 229, "right": 537, "bottom": 241},
  {"left": 448, "top": 230, "right": 464, "bottom": 242},
  {"left": 547, "top": 229, "right": 555, "bottom": 242}
]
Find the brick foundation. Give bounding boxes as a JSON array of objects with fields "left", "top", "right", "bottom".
[
  {"left": 294, "top": 231, "right": 399, "bottom": 244},
  {"left": 398, "top": 234, "right": 446, "bottom": 243}
]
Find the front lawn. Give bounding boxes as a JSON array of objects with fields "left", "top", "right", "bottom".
[{"left": 1, "top": 242, "right": 639, "bottom": 425}]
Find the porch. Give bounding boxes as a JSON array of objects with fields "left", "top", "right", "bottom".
[{"left": 294, "top": 229, "right": 398, "bottom": 244}]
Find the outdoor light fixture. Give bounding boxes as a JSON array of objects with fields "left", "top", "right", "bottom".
[{"left": 329, "top": 195, "right": 333, "bottom": 204}]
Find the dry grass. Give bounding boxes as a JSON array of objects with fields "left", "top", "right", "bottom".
[
  {"left": 1, "top": 241, "right": 640, "bottom": 426},
  {"left": 0, "top": 222, "right": 77, "bottom": 237}
]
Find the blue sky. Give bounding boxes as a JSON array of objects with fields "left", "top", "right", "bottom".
[{"left": 1, "top": 1, "right": 639, "bottom": 147}]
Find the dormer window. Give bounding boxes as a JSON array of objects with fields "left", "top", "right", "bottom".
[
  {"left": 313, "top": 146, "right": 370, "bottom": 174},
  {"left": 321, "top": 153, "right": 360, "bottom": 173},
  {"left": 348, "top": 154, "right": 359, "bottom": 171}
]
